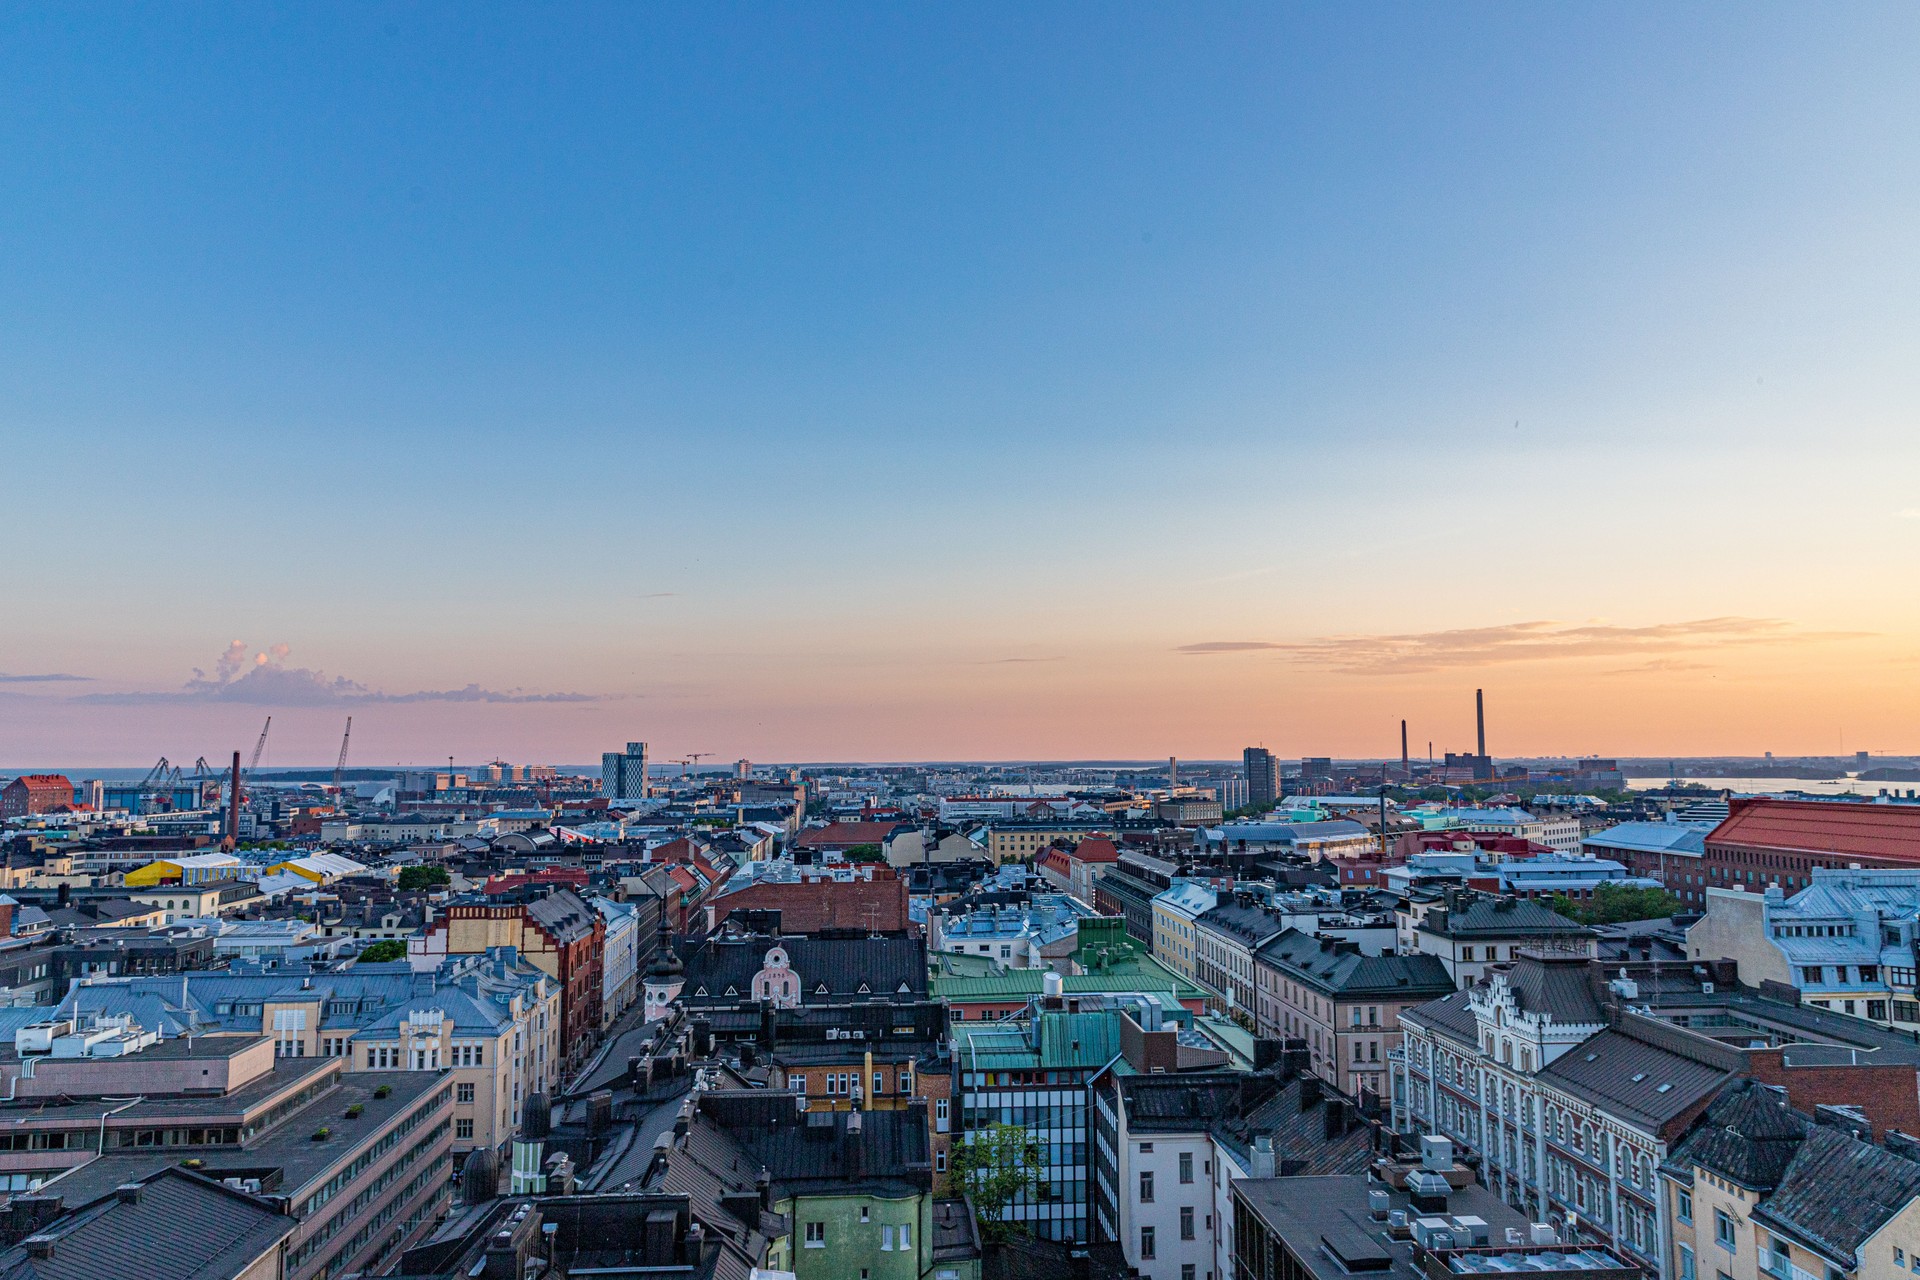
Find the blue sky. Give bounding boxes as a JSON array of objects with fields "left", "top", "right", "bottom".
[{"left": 4, "top": 4, "right": 1919, "bottom": 764}]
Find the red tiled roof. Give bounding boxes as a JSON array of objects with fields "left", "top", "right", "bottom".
[
  {"left": 8, "top": 775, "right": 71, "bottom": 791},
  {"left": 1709, "top": 798, "right": 1920, "bottom": 862},
  {"left": 1072, "top": 836, "right": 1120, "bottom": 862},
  {"left": 795, "top": 822, "right": 904, "bottom": 848}
]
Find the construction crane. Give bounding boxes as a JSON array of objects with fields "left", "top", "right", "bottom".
[
  {"left": 139, "top": 756, "right": 180, "bottom": 789},
  {"left": 247, "top": 716, "right": 271, "bottom": 775},
  {"left": 333, "top": 717, "right": 352, "bottom": 792},
  {"left": 136, "top": 757, "right": 184, "bottom": 814},
  {"left": 683, "top": 752, "right": 711, "bottom": 777}
]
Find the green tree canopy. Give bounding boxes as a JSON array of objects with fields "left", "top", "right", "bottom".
[
  {"left": 1547, "top": 882, "right": 1681, "bottom": 925},
  {"left": 358, "top": 940, "right": 408, "bottom": 963},
  {"left": 950, "top": 1123, "right": 1044, "bottom": 1242},
  {"left": 396, "top": 865, "right": 450, "bottom": 891}
]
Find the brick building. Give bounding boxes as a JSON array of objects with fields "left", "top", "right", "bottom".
[
  {"left": 413, "top": 887, "right": 605, "bottom": 1070},
  {"left": 1, "top": 775, "right": 72, "bottom": 819},
  {"left": 1702, "top": 797, "right": 1920, "bottom": 887}
]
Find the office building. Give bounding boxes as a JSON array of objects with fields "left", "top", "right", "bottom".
[
  {"left": 1242, "top": 749, "right": 1278, "bottom": 809},
  {"left": 600, "top": 742, "right": 650, "bottom": 802}
]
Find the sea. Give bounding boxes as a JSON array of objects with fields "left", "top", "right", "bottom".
[{"left": 1627, "top": 775, "right": 1920, "bottom": 798}]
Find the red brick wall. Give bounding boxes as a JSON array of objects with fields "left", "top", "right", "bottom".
[{"left": 1745, "top": 1051, "right": 1920, "bottom": 1139}]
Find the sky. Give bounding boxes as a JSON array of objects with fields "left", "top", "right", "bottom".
[{"left": 3, "top": 4, "right": 1919, "bottom": 767}]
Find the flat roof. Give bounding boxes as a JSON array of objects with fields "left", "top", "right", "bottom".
[
  {"left": 1233, "top": 1176, "right": 1530, "bottom": 1280},
  {"left": 39, "top": 1065, "right": 448, "bottom": 1205}
]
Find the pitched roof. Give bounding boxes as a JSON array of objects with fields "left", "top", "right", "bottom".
[
  {"left": 1710, "top": 798, "right": 1920, "bottom": 863},
  {"left": 1212, "top": 1075, "right": 1377, "bottom": 1176},
  {"left": 0, "top": 1167, "right": 294, "bottom": 1280},
  {"left": 683, "top": 935, "right": 928, "bottom": 1005},
  {"left": 1665, "top": 1081, "right": 1811, "bottom": 1189},
  {"left": 1255, "top": 930, "right": 1457, "bottom": 1000},
  {"left": 795, "top": 822, "right": 907, "bottom": 848},
  {"left": 1756, "top": 1123, "right": 1920, "bottom": 1264},
  {"left": 1421, "top": 895, "right": 1591, "bottom": 938},
  {"left": 1195, "top": 901, "right": 1286, "bottom": 950},
  {"left": 1501, "top": 952, "right": 1605, "bottom": 1024},
  {"left": 1403, "top": 988, "right": 1480, "bottom": 1045},
  {"left": 694, "top": 1090, "right": 931, "bottom": 1197},
  {"left": 1536, "top": 1024, "right": 1737, "bottom": 1132}
]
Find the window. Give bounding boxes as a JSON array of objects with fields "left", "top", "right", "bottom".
[
  {"left": 1140, "top": 1170, "right": 1154, "bottom": 1202},
  {"left": 1181, "top": 1206, "right": 1196, "bottom": 1240},
  {"left": 1180, "top": 1151, "right": 1194, "bottom": 1184},
  {"left": 860, "top": 1206, "right": 870, "bottom": 1223},
  {"left": 1676, "top": 1188, "right": 1693, "bottom": 1224},
  {"left": 899, "top": 1225, "right": 911, "bottom": 1250},
  {"left": 1141, "top": 1226, "right": 1156, "bottom": 1259},
  {"left": 934, "top": 1098, "right": 948, "bottom": 1132},
  {"left": 935, "top": 1150, "right": 947, "bottom": 1172},
  {"left": 1678, "top": 1240, "right": 1696, "bottom": 1280},
  {"left": 455, "top": 1118, "right": 474, "bottom": 1140},
  {"left": 1715, "top": 1209, "right": 1736, "bottom": 1252},
  {"left": 1183, "top": 1268, "right": 1197, "bottom": 1280},
  {"left": 805, "top": 1222, "right": 826, "bottom": 1248}
]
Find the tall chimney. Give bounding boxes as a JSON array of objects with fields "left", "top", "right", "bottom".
[
  {"left": 1169, "top": 756, "right": 1178, "bottom": 788},
  {"left": 1475, "top": 689, "right": 1486, "bottom": 757},
  {"left": 226, "top": 750, "right": 242, "bottom": 850},
  {"left": 1401, "top": 721, "right": 1409, "bottom": 777}
]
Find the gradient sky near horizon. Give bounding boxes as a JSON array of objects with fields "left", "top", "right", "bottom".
[{"left": 4, "top": 4, "right": 1920, "bottom": 767}]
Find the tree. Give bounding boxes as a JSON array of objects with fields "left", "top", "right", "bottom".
[
  {"left": 1547, "top": 882, "right": 1682, "bottom": 926},
  {"left": 843, "top": 843, "right": 885, "bottom": 864},
  {"left": 949, "top": 1123, "right": 1044, "bottom": 1242},
  {"left": 358, "top": 940, "right": 408, "bottom": 963},
  {"left": 396, "top": 865, "right": 450, "bottom": 891}
]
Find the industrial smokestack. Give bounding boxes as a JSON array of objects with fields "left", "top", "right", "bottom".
[
  {"left": 1169, "top": 756, "right": 1178, "bottom": 788},
  {"left": 1401, "top": 721, "right": 1409, "bottom": 776},
  {"left": 226, "top": 750, "right": 242, "bottom": 850},
  {"left": 1476, "top": 689, "right": 1486, "bottom": 757}
]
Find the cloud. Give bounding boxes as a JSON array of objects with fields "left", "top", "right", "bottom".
[
  {"left": 1175, "top": 641, "right": 1289, "bottom": 654},
  {"left": 636, "top": 592, "right": 678, "bottom": 599},
  {"left": 1606, "top": 658, "right": 1713, "bottom": 675},
  {"left": 976, "top": 656, "right": 1064, "bottom": 665},
  {"left": 1179, "top": 617, "right": 1867, "bottom": 674},
  {"left": 78, "top": 642, "right": 608, "bottom": 707},
  {"left": 0, "top": 672, "right": 90, "bottom": 683}
]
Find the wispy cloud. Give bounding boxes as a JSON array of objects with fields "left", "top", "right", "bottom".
[
  {"left": 1606, "top": 658, "right": 1713, "bottom": 675},
  {"left": 1178, "top": 617, "right": 1867, "bottom": 674},
  {"left": 0, "top": 672, "right": 90, "bottom": 683},
  {"left": 74, "top": 642, "right": 608, "bottom": 707},
  {"left": 976, "top": 656, "right": 1064, "bottom": 665},
  {"left": 1174, "top": 641, "right": 1289, "bottom": 654}
]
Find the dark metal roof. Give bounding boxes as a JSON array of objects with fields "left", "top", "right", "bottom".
[
  {"left": 0, "top": 1167, "right": 295, "bottom": 1280},
  {"left": 1422, "top": 897, "right": 1592, "bottom": 939},
  {"left": 682, "top": 935, "right": 928, "bottom": 1006},
  {"left": 693, "top": 1090, "right": 931, "bottom": 1199},
  {"left": 1663, "top": 1081, "right": 1809, "bottom": 1189},
  {"left": 1256, "top": 930, "right": 1456, "bottom": 1000},
  {"left": 1535, "top": 1025, "right": 1736, "bottom": 1132},
  {"left": 1194, "top": 901, "right": 1286, "bottom": 950},
  {"left": 1502, "top": 952, "right": 1606, "bottom": 1024},
  {"left": 1403, "top": 989, "right": 1479, "bottom": 1045},
  {"left": 1756, "top": 1123, "right": 1920, "bottom": 1265}
]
